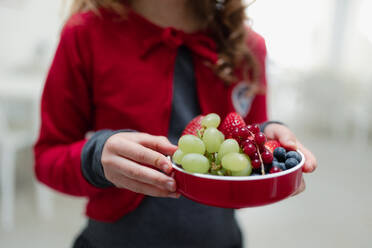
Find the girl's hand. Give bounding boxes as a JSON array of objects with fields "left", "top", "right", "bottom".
[
  {"left": 263, "top": 123, "right": 318, "bottom": 195},
  {"left": 101, "top": 132, "right": 180, "bottom": 199}
]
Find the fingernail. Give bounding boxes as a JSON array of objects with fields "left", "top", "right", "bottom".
[
  {"left": 162, "top": 164, "right": 170, "bottom": 172},
  {"left": 287, "top": 140, "right": 297, "bottom": 149},
  {"left": 167, "top": 181, "right": 176, "bottom": 191},
  {"left": 168, "top": 192, "right": 180, "bottom": 199}
]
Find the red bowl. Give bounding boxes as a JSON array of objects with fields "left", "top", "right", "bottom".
[{"left": 172, "top": 150, "right": 305, "bottom": 208}]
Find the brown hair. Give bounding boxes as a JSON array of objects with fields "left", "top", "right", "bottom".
[{"left": 69, "top": 0, "right": 260, "bottom": 86}]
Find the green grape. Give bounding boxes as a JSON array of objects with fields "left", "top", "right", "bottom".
[
  {"left": 172, "top": 149, "right": 184, "bottom": 164},
  {"left": 201, "top": 113, "right": 221, "bottom": 128},
  {"left": 221, "top": 152, "right": 249, "bottom": 172},
  {"left": 202, "top": 127, "right": 222, "bottom": 153},
  {"left": 178, "top": 135, "right": 206, "bottom": 154},
  {"left": 231, "top": 155, "right": 252, "bottom": 176},
  {"left": 217, "top": 139, "right": 240, "bottom": 161},
  {"left": 217, "top": 130, "right": 225, "bottom": 142},
  {"left": 181, "top": 153, "right": 210, "bottom": 174}
]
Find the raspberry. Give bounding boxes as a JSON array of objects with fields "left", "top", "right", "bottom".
[{"left": 264, "top": 140, "right": 281, "bottom": 153}]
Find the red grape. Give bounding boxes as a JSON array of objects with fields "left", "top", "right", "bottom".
[
  {"left": 232, "top": 127, "right": 240, "bottom": 140},
  {"left": 251, "top": 152, "right": 259, "bottom": 160},
  {"left": 270, "top": 166, "right": 282, "bottom": 174},
  {"left": 241, "top": 139, "right": 253, "bottom": 148},
  {"left": 238, "top": 127, "right": 249, "bottom": 139},
  {"left": 240, "top": 139, "right": 248, "bottom": 148},
  {"left": 243, "top": 143, "right": 256, "bottom": 156},
  {"left": 246, "top": 125, "right": 253, "bottom": 133},
  {"left": 251, "top": 159, "right": 261, "bottom": 169},
  {"left": 255, "top": 132, "right": 267, "bottom": 145},
  {"left": 259, "top": 145, "right": 267, "bottom": 153},
  {"left": 261, "top": 150, "right": 273, "bottom": 164},
  {"left": 247, "top": 124, "right": 260, "bottom": 134},
  {"left": 252, "top": 124, "right": 260, "bottom": 134}
]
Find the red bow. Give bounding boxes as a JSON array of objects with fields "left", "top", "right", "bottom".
[{"left": 142, "top": 27, "right": 219, "bottom": 64}]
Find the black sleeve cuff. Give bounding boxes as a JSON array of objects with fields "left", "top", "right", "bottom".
[
  {"left": 81, "top": 129, "right": 135, "bottom": 188},
  {"left": 259, "top": 121, "right": 285, "bottom": 132}
]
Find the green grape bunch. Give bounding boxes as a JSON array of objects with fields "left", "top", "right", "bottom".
[{"left": 172, "top": 113, "right": 252, "bottom": 176}]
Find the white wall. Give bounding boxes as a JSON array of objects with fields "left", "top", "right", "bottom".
[
  {"left": 0, "top": 0, "right": 64, "bottom": 74},
  {"left": 0, "top": 0, "right": 371, "bottom": 136},
  {"left": 246, "top": 0, "right": 372, "bottom": 137}
]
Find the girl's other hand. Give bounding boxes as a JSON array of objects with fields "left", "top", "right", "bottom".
[
  {"left": 263, "top": 123, "right": 318, "bottom": 195},
  {"left": 101, "top": 132, "right": 180, "bottom": 199},
  {"left": 263, "top": 123, "right": 317, "bottom": 173}
]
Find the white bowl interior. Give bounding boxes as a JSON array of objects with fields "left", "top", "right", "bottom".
[{"left": 171, "top": 150, "right": 305, "bottom": 181}]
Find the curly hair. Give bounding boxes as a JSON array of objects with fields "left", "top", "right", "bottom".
[{"left": 69, "top": 0, "right": 260, "bottom": 86}]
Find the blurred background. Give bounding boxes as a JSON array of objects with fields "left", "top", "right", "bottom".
[{"left": 0, "top": 0, "right": 371, "bottom": 247}]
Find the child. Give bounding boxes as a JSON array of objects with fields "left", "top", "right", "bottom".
[{"left": 34, "top": 0, "right": 317, "bottom": 247}]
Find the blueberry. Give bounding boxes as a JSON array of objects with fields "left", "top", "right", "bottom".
[
  {"left": 272, "top": 161, "right": 279, "bottom": 167},
  {"left": 286, "top": 151, "right": 302, "bottom": 162},
  {"left": 285, "top": 158, "right": 299, "bottom": 169},
  {"left": 273, "top": 157, "right": 278, "bottom": 162},
  {"left": 264, "top": 163, "right": 272, "bottom": 173},
  {"left": 273, "top": 147, "right": 286, "bottom": 162},
  {"left": 273, "top": 161, "right": 286, "bottom": 171}
]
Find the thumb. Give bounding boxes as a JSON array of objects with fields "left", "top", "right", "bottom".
[
  {"left": 264, "top": 124, "right": 297, "bottom": 151},
  {"left": 277, "top": 134, "right": 297, "bottom": 151},
  {"left": 139, "top": 135, "right": 178, "bottom": 156}
]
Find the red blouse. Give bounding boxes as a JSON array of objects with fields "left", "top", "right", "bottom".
[{"left": 34, "top": 9, "right": 268, "bottom": 222}]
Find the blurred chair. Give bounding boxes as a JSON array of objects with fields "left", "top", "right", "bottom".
[
  {"left": 0, "top": 106, "right": 32, "bottom": 230},
  {"left": 291, "top": 68, "right": 372, "bottom": 147},
  {"left": 351, "top": 81, "right": 372, "bottom": 146},
  {"left": 0, "top": 78, "right": 53, "bottom": 230},
  {"left": 291, "top": 69, "right": 359, "bottom": 137}
]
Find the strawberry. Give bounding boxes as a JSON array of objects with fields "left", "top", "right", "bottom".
[
  {"left": 219, "top": 112, "right": 246, "bottom": 138},
  {"left": 182, "top": 115, "right": 204, "bottom": 136},
  {"left": 264, "top": 140, "right": 281, "bottom": 153}
]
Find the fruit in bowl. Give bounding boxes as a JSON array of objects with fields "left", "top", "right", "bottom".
[
  {"left": 171, "top": 113, "right": 305, "bottom": 208},
  {"left": 173, "top": 112, "right": 303, "bottom": 177}
]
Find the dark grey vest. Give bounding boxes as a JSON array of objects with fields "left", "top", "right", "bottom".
[{"left": 76, "top": 47, "right": 242, "bottom": 248}]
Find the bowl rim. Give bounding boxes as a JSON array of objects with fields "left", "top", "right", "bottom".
[{"left": 171, "top": 150, "right": 305, "bottom": 181}]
